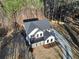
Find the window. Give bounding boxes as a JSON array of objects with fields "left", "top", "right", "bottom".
[
  {"left": 40, "top": 33, "right": 42, "bottom": 36},
  {"left": 37, "top": 34, "right": 39, "bottom": 37},
  {"left": 51, "top": 39, "right": 53, "bottom": 42},
  {"left": 47, "top": 40, "right": 49, "bottom": 43}
]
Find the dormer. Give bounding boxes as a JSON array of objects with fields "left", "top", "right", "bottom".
[
  {"left": 28, "top": 28, "right": 39, "bottom": 38},
  {"left": 35, "top": 30, "right": 44, "bottom": 39}
]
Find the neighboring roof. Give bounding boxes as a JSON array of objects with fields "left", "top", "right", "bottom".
[{"left": 24, "top": 19, "right": 52, "bottom": 35}]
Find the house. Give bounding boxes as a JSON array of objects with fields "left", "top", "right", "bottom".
[{"left": 23, "top": 18, "right": 55, "bottom": 48}]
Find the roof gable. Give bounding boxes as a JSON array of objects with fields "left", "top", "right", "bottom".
[
  {"left": 24, "top": 19, "right": 52, "bottom": 35},
  {"left": 44, "top": 30, "right": 55, "bottom": 40}
]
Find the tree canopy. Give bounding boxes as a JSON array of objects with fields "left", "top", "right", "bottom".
[{"left": 3, "top": 0, "right": 26, "bottom": 18}]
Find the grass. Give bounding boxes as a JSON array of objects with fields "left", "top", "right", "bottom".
[
  {"left": 26, "top": 0, "right": 43, "bottom": 9},
  {"left": 1, "top": 0, "right": 44, "bottom": 24}
]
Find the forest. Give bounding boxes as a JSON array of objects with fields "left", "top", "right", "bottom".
[{"left": 0, "top": 0, "right": 79, "bottom": 59}]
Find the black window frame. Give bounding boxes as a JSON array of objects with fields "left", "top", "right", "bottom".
[
  {"left": 51, "top": 39, "right": 53, "bottom": 42},
  {"left": 47, "top": 40, "right": 49, "bottom": 43},
  {"left": 40, "top": 33, "right": 43, "bottom": 36},
  {"left": 37, "top": 34, "right": 39, "bottom": 37}
]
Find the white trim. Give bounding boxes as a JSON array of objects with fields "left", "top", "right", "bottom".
[
  {"left": 35, "top": 30, "right": 43, "bottom": 38},
  {"left": 28, "top": 28, "right": 39, "bottom": 38},
  {"left": 45, "top": 35, "right": 55, "bottom": 44}
]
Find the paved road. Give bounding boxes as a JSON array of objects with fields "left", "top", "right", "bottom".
[{"left": 52, "top": 29, "right": 73, "bottom": 59}]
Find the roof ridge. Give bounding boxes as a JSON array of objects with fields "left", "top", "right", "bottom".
[{"left": 31, "top": 22, "right": 42, "bottom": 30}]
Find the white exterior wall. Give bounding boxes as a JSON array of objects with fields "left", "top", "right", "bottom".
[
  {"left": 45, "top": 36, "right": 55, "bottom": 44},
  {"left": 32, "top": 41, "right": 44, "bottom": 48},
  {"left": 32, "top": 35, "right": 55, "bottom": 48},
  {"left": 35, "top": 31, "right": 43, "bottom": 38}
]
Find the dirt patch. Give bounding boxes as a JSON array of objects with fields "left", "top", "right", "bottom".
[{"left": 33, "top": 45, "right": 62, "bottom": 59}]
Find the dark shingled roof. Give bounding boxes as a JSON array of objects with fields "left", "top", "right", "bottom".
[
  {"left": 44, "top": 30, "right": 55, "bottom": 40},
  {"left": 24, "top": 19, "right": 52, "bottom": 35}
]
